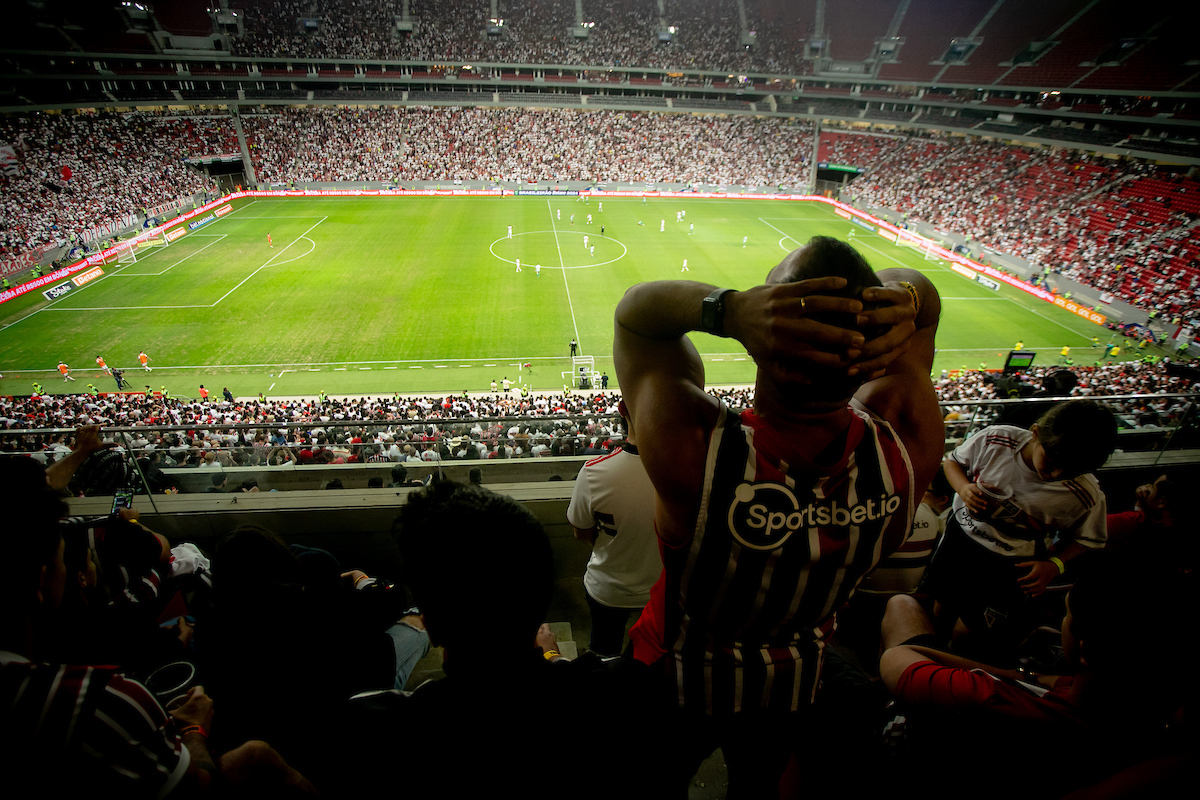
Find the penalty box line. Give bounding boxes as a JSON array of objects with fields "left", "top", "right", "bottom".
[
  {"left": 0, "top": 201, "right": 261, "bottom": 333},
  {"left": 40, "top": 217, "right": 327, "bottom": 313}
]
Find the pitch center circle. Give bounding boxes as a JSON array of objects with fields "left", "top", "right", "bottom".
[{"left": 490, "top": 230, "right": 628, "bottom": 270}]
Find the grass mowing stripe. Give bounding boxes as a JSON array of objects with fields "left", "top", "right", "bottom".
[
  {"left": 106, "top": 235, "right": 228, "bottom": 277},
  {"left": 548, "top": 199, "right": 582, "bottom": 351},
  {"left": 210, "top": 217, "right": 327, "bottom": 307}
]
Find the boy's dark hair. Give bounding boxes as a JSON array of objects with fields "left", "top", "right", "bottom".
[
  {"left": 1034, "top": 400, "right": 1117, "bottom": 476},
  {"left": 391, "top": 464, "right": 408, "bottom": 484},
  {"left": 393, "top": 482, "right": 551, "bottom": 657},
  {"left": 468, "top": 467, "right": 483, "bottom": 485},
  {"left": 215, "top": 525, "right": 302, "bottom": 607}
]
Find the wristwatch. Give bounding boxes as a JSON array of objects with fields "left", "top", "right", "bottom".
[{"left": 700, "top": 288, "right": 737, "bottom": 336}]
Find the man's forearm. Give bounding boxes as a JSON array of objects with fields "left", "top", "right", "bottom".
[
  {"left": 615, "top": 281, "right": 719, "bottom": 341},
  {"left": 45, "top": 448, "right": 90, "bottom": 491}
]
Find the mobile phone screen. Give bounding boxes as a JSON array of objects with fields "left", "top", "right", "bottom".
[{"left": 111, "top": 491, "right": 134, "bottom": 515}]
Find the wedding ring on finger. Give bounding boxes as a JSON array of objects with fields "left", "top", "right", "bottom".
[{"left": 800, "top": 297, "right": 807, "bottom": 314}]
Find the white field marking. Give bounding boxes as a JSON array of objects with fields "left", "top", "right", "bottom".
[
  {"left": 0, "top": 201, "right": 259, "bottom": 331},
  {"left": 434, "top": 365, "right": 447, "bottom": 368},
  {"left": 758, "top": 217, "right": 846, "bottom": 221},
  {"left": 6, "top": 354, "right": 579, "bottom": 373},
  {"left": 268, "top": 382, "right": 276, "bottom": 391},
  {"left": 107, "top": 234, "right": 228, "bottom": 277},
  {"left": 45, "top": 237, "right": 317, "bottom": 312},
  {"left": 459, "top": 364, "right": 472, "bottom": 367},
  {"left": 359, "top": 367, "right": 371, "bottom": 370},
  {"left": 940, "top": 297, "right": 1008, "bottom": 300},
  {"left": 231, "top": 215, "right": 328, "bottom": 219},
  {"left": 489, "top": 230, "right": 627, "bottom": 270},
  {"left": 209, "top": 220, "right": 326, "bottom": 307},
  {"left": 853, "top": 238, "right": 1092, "bottom": 343},
  {"left": 334, "top": 367, "right": 347, "bottom": 371},
  {"left": 408, "top": 366, "right": 422, "bottom": 369},
  {"left": 548, "top": 200, "right": 582, "bottom": 349}
]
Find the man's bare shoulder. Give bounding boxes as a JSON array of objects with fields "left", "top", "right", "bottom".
[{"left": 855, "top": 372, "right": 943, "bottom": 486}]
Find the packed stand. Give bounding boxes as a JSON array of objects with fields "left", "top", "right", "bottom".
[
  {"left": 1045, "top": 173, "right": 1200, "bottom": 317},
  {"left": 0, "top": 112, "right": 231, "bottom": 256},
  {"left": 228, "top": 0, "right": 809, "bottom": 73},
  {"left": 846, "top": 131, "right": 1200, "bottom": 316},
  {"left": 817, "top": 131, "right": 908, "bottom": 167},
  {"left": 2, "top": 357, "right": 1193, "bottom": 471},
  {"left": 243, "top": 106, "right": 814, "bottom": 185}
]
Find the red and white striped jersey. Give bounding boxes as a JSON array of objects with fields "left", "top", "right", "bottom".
[
  {"left": 0, "top": 652, "right": 189, "bottom": 795},
  {"left": 661, "top": 401, "right": 915, "bottom": 714}
]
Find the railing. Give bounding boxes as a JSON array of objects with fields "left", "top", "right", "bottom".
[{"left": 4, "top": 392, "right": 1198, "bottom": 499}]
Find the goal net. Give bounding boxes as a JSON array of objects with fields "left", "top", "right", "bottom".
[
  {"left": 897, "top": 235, "right": 939, "bottom": 261},
  {"left": 115, "top": 230, "right": 168, "bottom": 264},
  {"left": 565, "top": 356, "right": 597, "bottom": 389}
]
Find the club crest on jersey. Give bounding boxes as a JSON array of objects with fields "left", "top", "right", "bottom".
[{"left": 727, "top": 481, "right": 902, "bottom": 551}]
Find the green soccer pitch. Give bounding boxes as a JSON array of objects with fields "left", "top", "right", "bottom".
[{"left": 0, "top": 196, "right": 1159, "bottom": 400}]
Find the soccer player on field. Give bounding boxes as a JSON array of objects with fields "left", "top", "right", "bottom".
[
  {"left": 507, "top": 226, "right": 513, "bottom": 239},
  {"left": 58, "top": 362, "right": 76, "bottom": 382},
  {"left": 536, "top": 264, "right": 541, "bottom": 277},
  {"left": 138, "top": 351, "right": 152, "bottom": 371},
  {"left": 268, "top": 233, "right": 273, "bottom": 248},
  {"left": 583, "top": 235, "right": 589, "bottom": 249},
  {"left": 516, "top": 258, "right": 521, "bottom": 273},
  {"left": 587, "top": 214, "right": 593, "bottom": 225},
  {"left": 95, "top": 356, "right": 112, "bottom": 375}
]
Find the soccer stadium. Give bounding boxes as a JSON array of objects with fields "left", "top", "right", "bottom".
[{"left": 1, "top": 2, "right": 1197, "bottom": 796}]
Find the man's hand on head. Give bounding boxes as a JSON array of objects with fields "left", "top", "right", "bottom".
[
  {"left": 723, "top": 276, "right": 867, "bottom": 382},
  {"left": 848, "top": 282, "right": 918, "bottom": 378}
]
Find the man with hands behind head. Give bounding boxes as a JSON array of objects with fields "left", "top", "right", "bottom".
[{"left": 615, "top": 235, "right": 943, "bottom": 796}]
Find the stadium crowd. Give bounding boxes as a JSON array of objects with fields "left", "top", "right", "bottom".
[
  {"left": 0, "top": 113, "right": 232, "bottom": 256},
  {"left": 230, "top": 0, "right": 808, "bottom": 74},
  {"left": 2, "top": 357, "right": 1194, "bottom": 470},
  {"left": 845, "top": 133, "right": 1200, "bottom": 318},
  {"left": 244, "top": 106, "right": 814, "bottom": 185},
  {"left": 3, "top": 235, "right": 1196, "bottom": 800}
]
